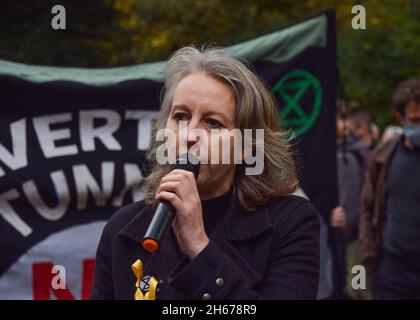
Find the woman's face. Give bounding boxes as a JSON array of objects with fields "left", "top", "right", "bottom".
[{"left": 165, "top": 72, "right": 237, "bottom": 198}]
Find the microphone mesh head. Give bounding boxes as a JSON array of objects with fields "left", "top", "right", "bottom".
[{"left": 171, "top": 153, "right": 200, "bottom": 178}]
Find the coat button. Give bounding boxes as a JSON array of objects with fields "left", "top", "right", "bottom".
[
  {"left": 215, "top": 277, "right": 224, "bottom": 288},
  {"left": 157, "top": 279, "right": 164, "bottom": 293},
  {"left": 201, "top": 293, "right": 212, "bottom": 300}
]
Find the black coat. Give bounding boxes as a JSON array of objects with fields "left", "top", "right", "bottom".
[{"left": 91, "top": 194, "right": 320, "bottom": 300}]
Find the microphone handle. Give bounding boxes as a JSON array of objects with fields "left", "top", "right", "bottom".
[{"left": 143, "top": 201, "right": 176, "bottom": 251}]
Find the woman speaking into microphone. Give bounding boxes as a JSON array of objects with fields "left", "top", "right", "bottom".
[{"left": 91, "top": 46, "right": 320, "bottom": 300}]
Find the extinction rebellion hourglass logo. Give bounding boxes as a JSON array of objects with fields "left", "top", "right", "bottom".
[{"left": 272, "top": 69, "right": 323, "bottom": 137}]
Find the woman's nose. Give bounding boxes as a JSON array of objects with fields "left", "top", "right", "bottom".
[{"left": 181, "top": 120, "right": 200, "bottom": 149}]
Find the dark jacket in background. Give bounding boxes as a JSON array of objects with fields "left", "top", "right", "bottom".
[
  {"left": 91, "top": 194, "right": 320, "bottom": 300},
  {"left": 337, "top": 138, "right": 366, "bottom": 243},
  {"left": 359, "top": 136, "right": 400, "bottom": 275}
]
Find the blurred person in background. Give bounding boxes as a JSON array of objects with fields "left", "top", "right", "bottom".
[
  {"left": 342, "top": 107, "right": 377, "bottom": 177},
  {"left": 360, "top": 78, "right": 420, "bottom": 299},
  {"left": 332, "top": 105, "right": 376, "bottom": 299}
]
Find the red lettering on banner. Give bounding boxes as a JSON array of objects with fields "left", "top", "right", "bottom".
[
  {"left": 32, "top": 262, "right": 75, "bottom": 300},
  {"left": 32, "top": 259, "right": 95, "bottom": 300},
  {"left": 82, "top": 259, "right": 95, "bottom": 300}
]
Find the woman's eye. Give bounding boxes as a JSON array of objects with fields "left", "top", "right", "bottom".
[
  {"left": 173, "top": 112, "right": 189, "bottom": 122},
  {"left": 206, "top": 118, "right": 223, "bottom": 128}
]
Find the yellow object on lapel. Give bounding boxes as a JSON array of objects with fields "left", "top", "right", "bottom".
[{"left": 131, "top": 259, "right": 158, "bottom": 300}]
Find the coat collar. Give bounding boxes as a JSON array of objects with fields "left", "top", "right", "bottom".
[
  {"left": 375, "top": 135, "right": 401, "bottom": 165},
  {"left": 117, "top": 192, "right": 273, "bottom": 244},
  {"left": 117, "top": 204, "right": 153, "bottom": 244}
]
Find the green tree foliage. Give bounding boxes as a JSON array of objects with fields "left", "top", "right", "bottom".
[{"left": 0, "top": 0, "right": 419, "bottom": 127}]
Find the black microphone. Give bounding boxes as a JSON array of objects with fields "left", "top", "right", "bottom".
[{"left": 142, "top": 153, "right": 200, "bottom": 253}]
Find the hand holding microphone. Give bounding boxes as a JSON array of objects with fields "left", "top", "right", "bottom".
[{"left": 142, "top": 154, "right": 209, "bottom": 259}]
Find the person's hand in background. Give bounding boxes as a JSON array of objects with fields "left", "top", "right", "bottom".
[{"left": 330, "top": 206, "right": 346, "bottom": 228}]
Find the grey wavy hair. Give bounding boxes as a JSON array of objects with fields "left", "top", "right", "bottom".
[{"left": 141, "top": 46, "right": 298, "bottom": 211}]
